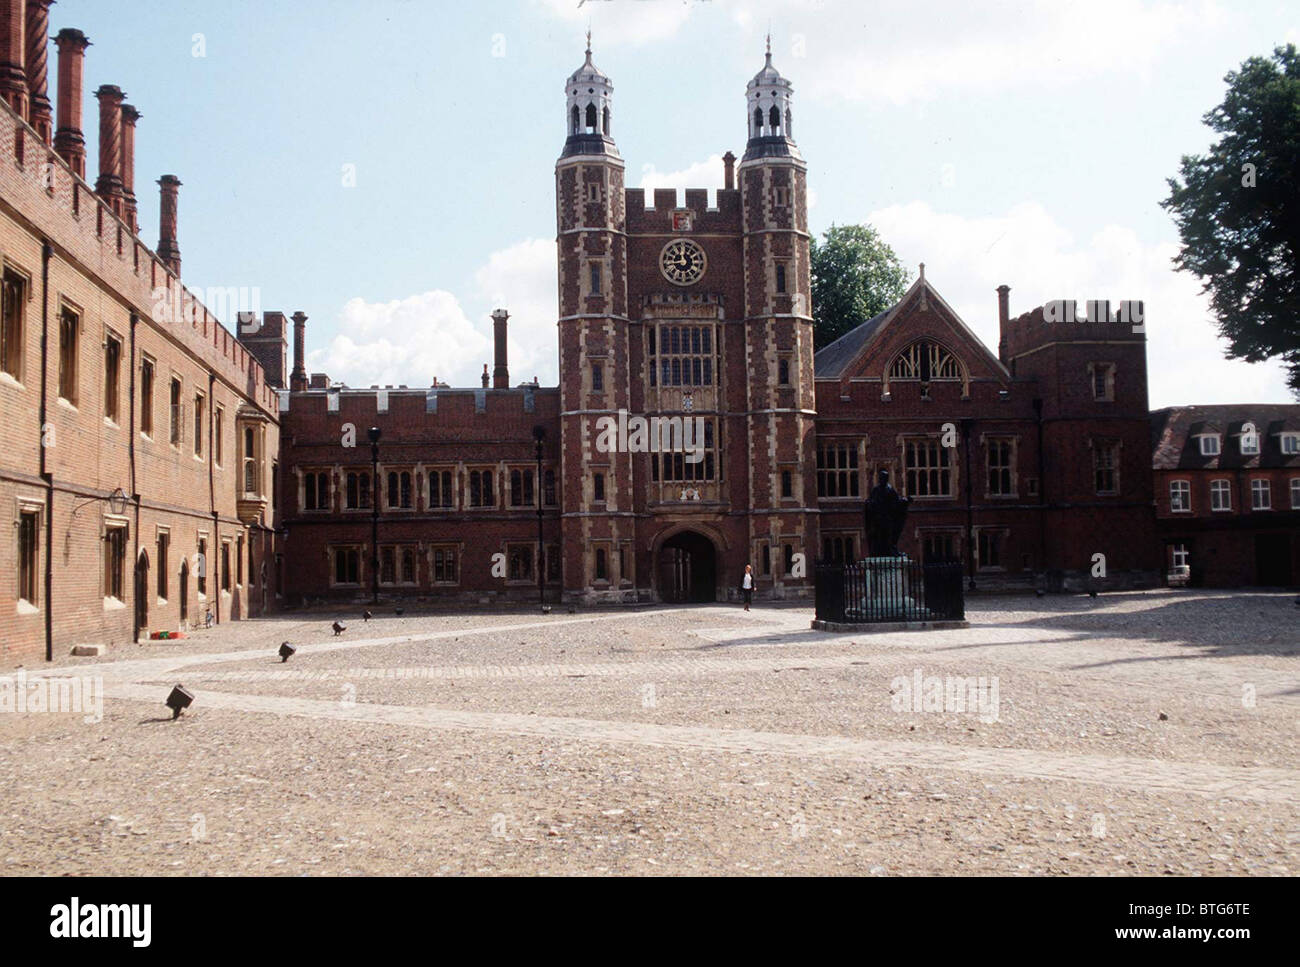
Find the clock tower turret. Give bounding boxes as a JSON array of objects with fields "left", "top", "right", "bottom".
[{"left": 556, "top": 35, "right": 631, "bottom": 600}]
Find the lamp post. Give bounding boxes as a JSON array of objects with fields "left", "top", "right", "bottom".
[
  {"left": 369, "top": 426, "right": 381, "bottom": 605},
  {"left": 533, "top": 425, "right": 545, "bottom": 609}
]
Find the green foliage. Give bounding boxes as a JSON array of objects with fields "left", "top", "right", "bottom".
[
  {"left": 1162, "top": 44, "right": 1300, "bottom": 395},
  {"left": 810, "top": 224, "right": 911, "bottom": 350}
]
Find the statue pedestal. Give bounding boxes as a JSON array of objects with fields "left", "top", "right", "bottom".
[{"left": 844, "top": 556, "right": 928, "bottom": 621}]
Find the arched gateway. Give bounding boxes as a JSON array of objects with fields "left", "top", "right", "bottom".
[{"left": 657, "top": 530, "right": 717, "bottom": 603}]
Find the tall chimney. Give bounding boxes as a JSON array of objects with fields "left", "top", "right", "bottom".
[
  {"left": 491, "top": 308, "right": 509, "bottom": 389},
  {"left": 289, "top": 311, "right": 308, "bottom": 392},
  {"left": 157, "top": 174, "right": 181, "bottom": 275},
  {"left": 996, "top": 285, "right": 1011, "bottom": 362},
  {"left": 119, "top": 103, "right": 139, "bottom": 232},
  {"left": 94, "top": 84, "right": 125, "bottom": 215},
  {"left": 24, "top": 0, "right": 50, "bottom": 141},
  {"left": 0, "top": 0, "right": 27, "bottom": 120},
  {"left": 723, "top": 150, "right": 736, "bottom": 191},
  {"left": 52, "top": 28, "right": 89, "bottom": 177},
  {"left": 480, "top": 364, "right": 489, "bottom": 388}
]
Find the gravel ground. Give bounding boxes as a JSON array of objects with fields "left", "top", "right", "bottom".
[{"left": 1, "top": 589, "right": 1296, "bottom": 875}]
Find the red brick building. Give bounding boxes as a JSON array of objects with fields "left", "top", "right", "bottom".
[
  {"left": 272, "top": 43, "right": 1161, "bottom": 607},
  {"left": 814, "top": 282, "right": 1159, "bottom": 591},
  {"left": 1, "top": 2, "right": 281, "bottom": 664},
  {"left": 1151, "top": 405, "right": 1300, "bottom": 587}
]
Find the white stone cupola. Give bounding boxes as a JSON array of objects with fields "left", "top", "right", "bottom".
[
  {"left": 743, "top": 35, "right": 801, "bottom": 162},
  {"left": 562, "top": 32, "right": 619, "bottom": 159}
]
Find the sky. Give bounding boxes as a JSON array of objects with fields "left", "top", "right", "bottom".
[{"left": 59, "top": 0, "right": 1299, "bottom": 407}]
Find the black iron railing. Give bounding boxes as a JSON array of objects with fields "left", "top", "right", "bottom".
[{"left": 815, "top": 559, "right": 964, "bottom": 623}]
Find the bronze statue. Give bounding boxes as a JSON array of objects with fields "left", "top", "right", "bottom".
[{"left": 864, "top": 469, "right": 909, "bottom": 557}]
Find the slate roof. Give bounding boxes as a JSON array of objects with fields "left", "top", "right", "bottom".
[
  {"left": 1150, "top": 404, "right": 1300, "bottom": 470},
  {"left": 812, "top": 303, "right": 897, "bottom": 379}
]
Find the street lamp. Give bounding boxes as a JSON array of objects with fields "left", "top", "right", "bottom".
[
  {"left": 533, "top": 425, "right": 546, "bottom": 609},
  {"left": 72, "top": 486, "right": 130, "bottom": 518},
  {"left": 369, "top": 426, "right": 381, "bottom": 605}
]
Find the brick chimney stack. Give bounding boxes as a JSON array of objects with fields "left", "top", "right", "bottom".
[
  {"left": 53, "top": 28, "right": 89, "bottom": 177},
  {"left": 481, "top": 364, "right": 489, "bottom": 388},
  {"left": 157, "top": 174, "right": 181, "bottom": 276},
  {"left": 0, "top": 0, "right": 27, "bottom": 120},
  {"left": 996, "top": 285, "right": 1011, "bottom": 362},
  {"left": 491, "top": 308, "right": 509, "bottom": 389},
  {"left": 289, "top": 311, "right": 308, "bottom": 392},
  {"left": 723, "top": 150, "right": 735, "bottom": 191},
  {"left": 120, "top": 103, "right": 140, "bottom": 232},
  {"left": 94, "top": 84, "right": 125, "bottom": 216},
  {"left": 24, "top": 0, "right": 51, "bottom": 142}
]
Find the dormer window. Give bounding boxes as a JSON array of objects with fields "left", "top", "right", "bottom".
[
  {"left": 1199, "top": 435, "right": 1220, "bottom": 457},
  {"left": 1281, "top": 433, "right": 1300, "bottom": 455},
  {"left": 1239, "top": 428, "right": 1260, "bottom": 455}
]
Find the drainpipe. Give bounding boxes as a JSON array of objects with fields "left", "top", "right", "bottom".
[
  {"left": 129, "top": 310, "right": 140, "bottom": 640},
  {"left": 962, "top": 417, "right": 975, "bottom": 590},
  {"left": 208, "top": 369, "right": 218, "bottom": 625},
  {"left": 38, "top": 239, "right": 53, "bottom": 661},
  {"left": 1033, "top": 397, "right": 1046, "bottom": 582}
]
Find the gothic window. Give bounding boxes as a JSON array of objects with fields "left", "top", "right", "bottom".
[
  {"left": 602, "top": 106, "right": 610, "bottom": 135},
  {"left": 570, "top": 105, "right": 579, "bottom": 134},
  {"left": 986, "top": 438, "right": 1015, "bottom": 496},
  {"left": 345, "top": 470, "right": 371, "bottom": 509},
  {"left": 654, "top": 419, "right": 716, "bottom": 483},
  {"left": 649, "top": 324, "right": 714, "bottom": 387},
  {"left": 303, "top": 471, "right": 330, "bottom": 511},
  {"left": 903, "top": 438, "right": 953, "bottom": 497},
  {"left": 753, "top": 107, "right": 763, "bottom": 134},
  {"left": 428, "top": 469, "right": 454, "bottom": 509},
  {"left": 431, "top": 546, "right": 458, "bottom": 583},
  {"left": 1093, "top": 441, "right": 1120, "bottom": 495},
  {"left": 816, "top": 443, "right": 859, "bottom": 498},
  {"left": 585, "top": 103, "right": 597, "bottom": 131},
  {"left": 888, "top": 341, "right": 964, "bottom": 387},
  {"left": 769, "top": 105, "right": 780, "bottom": 132},
  {"left": 468, "top": 469, "right": 495, "bottom": 508}
]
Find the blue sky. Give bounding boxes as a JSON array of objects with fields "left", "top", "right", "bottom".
[{"left": 62, "top": 0, "right": 1298, "bottom": 405}]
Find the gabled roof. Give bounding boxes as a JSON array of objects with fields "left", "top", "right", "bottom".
[
  {"left": 1151, "top": 404, "right": 1300, "bottom": 470},
  {"left": 813, "top": 273, "right": 1011, "bottom": 382},
  {"left": 813, "top": 305, "right": 893, "bottom": 379}
]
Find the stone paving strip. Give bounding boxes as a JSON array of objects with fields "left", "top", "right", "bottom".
[
  {"left": 143, "top": 650, "right": 1299, "bottom": 706},
  {"left": 100, "top": 681, "right": 1300, "bottom": 806}
]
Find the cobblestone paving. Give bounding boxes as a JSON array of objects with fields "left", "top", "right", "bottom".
[{"left": 1, "top": 590, "right": 1296, "bottom": 875}]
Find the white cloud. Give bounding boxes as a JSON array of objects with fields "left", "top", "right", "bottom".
[
  {"left": 532, "top": 0, "right": 694, "bottom": 47},
  {"left": 311, "top": 239, "right": 559, "bottom": 390},
  {"left": 638, "top": 154, "right": 725, "bottom": 191},
  {"left": 473, "top": 238, "right": 560, "bottom": 386},
  {"left": 307, "top": 291, "right": 491, "bottom": 389},
  {"left": 866, "top": 200, "right": 1291, "bottom": 407},
  {"left": 535, "top": 0, "right": 1227, "bottom": 105}
]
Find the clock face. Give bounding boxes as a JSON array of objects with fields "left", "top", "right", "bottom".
[{"left": 660, "top": 239, "right": 707, "bottom": 286}]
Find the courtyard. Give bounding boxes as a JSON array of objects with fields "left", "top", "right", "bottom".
[{"left": 0, "top": 589, "right": 1295, "bottom": 876}]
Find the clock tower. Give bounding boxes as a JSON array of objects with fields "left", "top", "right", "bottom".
[{"left": 555, "top": 37, "right": 818, "bottom": 604}]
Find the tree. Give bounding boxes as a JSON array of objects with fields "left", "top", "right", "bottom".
[
  {"left": 810, "top": 224, "right": 911, "bottom": 350},
  {"left": 1162, "top": 44, "right": 1300, "bottom": 395}
]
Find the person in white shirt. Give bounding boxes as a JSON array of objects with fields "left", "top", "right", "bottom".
[{"left": 741, "top": 564, "right": 754, "bottom": 611}]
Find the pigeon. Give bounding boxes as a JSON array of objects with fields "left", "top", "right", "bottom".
[
  {"left": 541, "top": 605, "right": 552, "bottom": 615},
  {"left": 332, "top": 621, "right": 346, "bottom": 636},
  {"left": 394, "top": 607, "right": 404, "bottom": 616},
  {"left": 363, "top": 610, "right": 373, "bottom": 622},
  {"left": 279, "top": 642, "right": 296, "bottom": 663}
]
